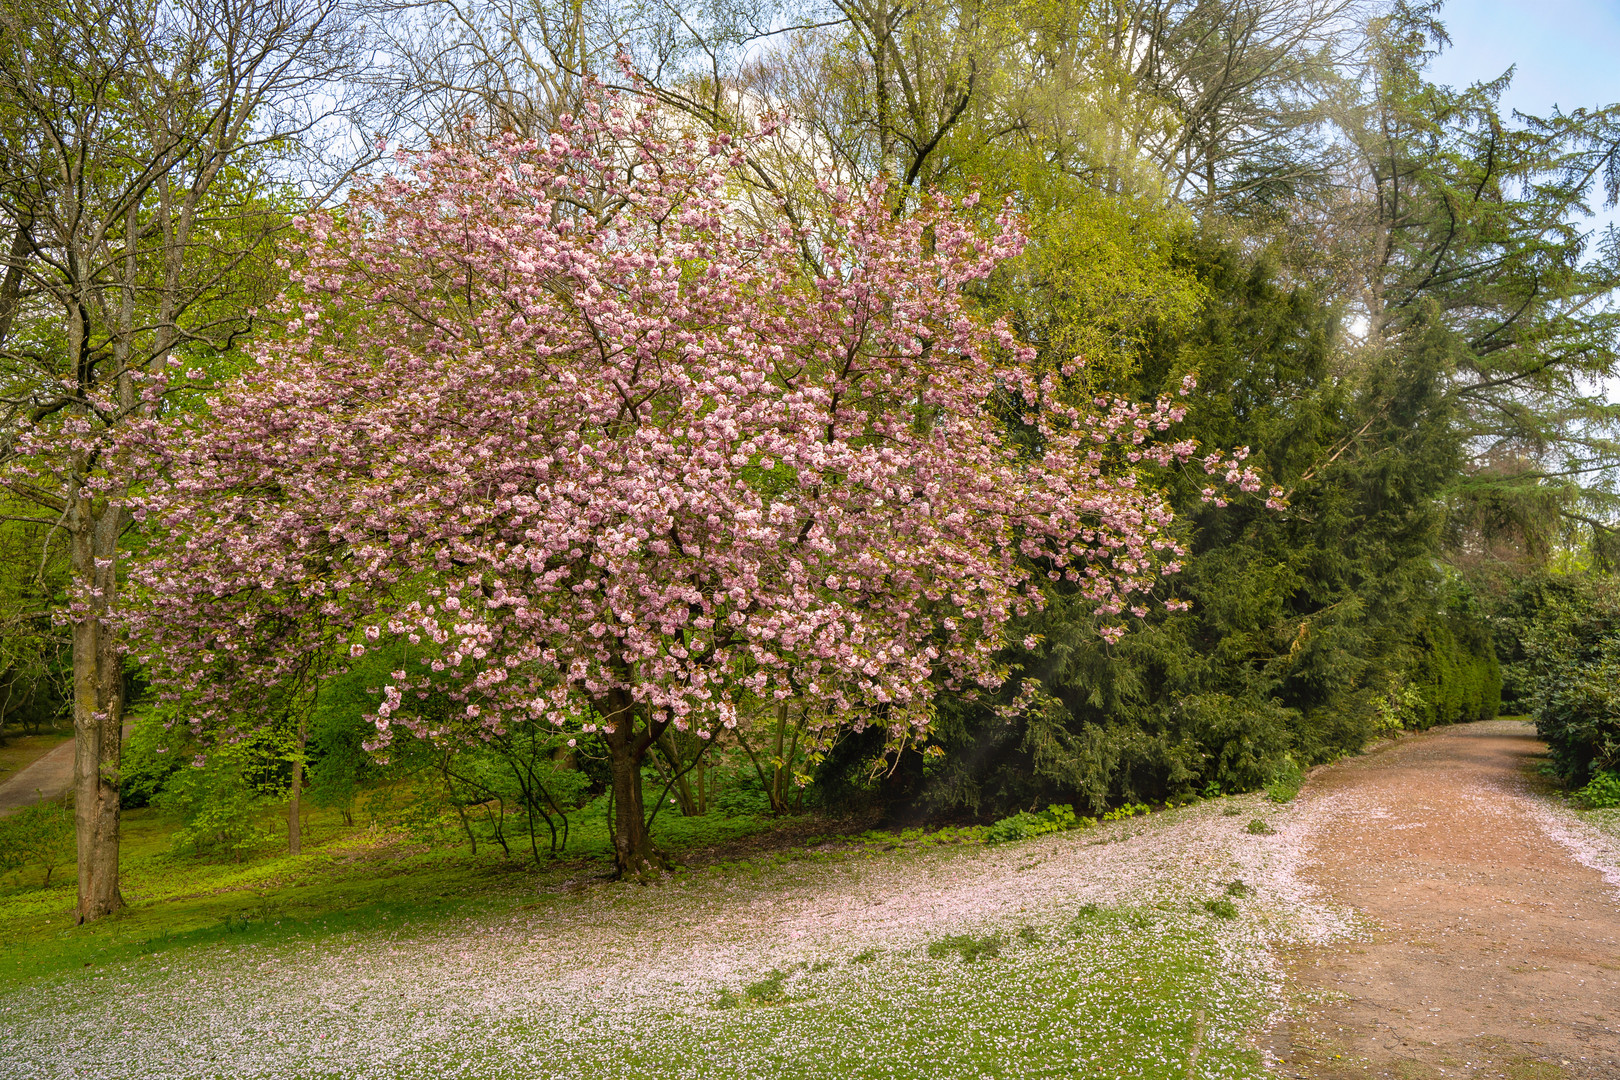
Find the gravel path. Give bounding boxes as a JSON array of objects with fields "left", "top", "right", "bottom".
[
  {"left": 1265, "top": 720, "right": 1620, "bottom": 1079},
  {"left": 0, "top": 740, "right": 76, "bottom": 817},
  {"left": 0, "top": 727, "right": 130, "bottom": 817}
]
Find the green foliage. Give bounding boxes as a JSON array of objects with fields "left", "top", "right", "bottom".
[
  {"left": 1264, "top": 759, "right": 1302, "bottom": 804},
  {"left": 1406, "top": 596, "right": 1503, "bottom": 729},
  {"left": 1573, "top": 772, "right": 1620, "bottom": 810},
  {"left": 1245, "top": 819, "right": 1273, "bottom": 835},
  {"left": 0, "top": 518, "right": 70, "bottom": 739},
  {"left": 984, "top": 803, "right": 1085, "bottom": 843},
  {"left": 927, "top": 932, "right": 1005, "bottom": 963},
  {"left": 119, "top": 712, "right": 188, "bottom": 808},
  {"left": 0, "top": 799, "right": 73, "bottom": 886},
  {"left": 919, "top": 238, "right": 1471, "bottom": 819},
  {"left": 1201, "top": 898, "right": 1239, "bottom": 919},
  {"left": 154, "top": 747, "right": 271, "bottom": 861},
  {"left": 1506, "top": 575, "right": 1620, "bottom": 784}
]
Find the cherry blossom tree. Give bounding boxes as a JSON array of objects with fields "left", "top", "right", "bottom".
[{"left": 121, "top": 87, "right": 1260, "bottom": 877}]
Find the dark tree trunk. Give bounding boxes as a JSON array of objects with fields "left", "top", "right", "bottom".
[{"left": 598, "top": 691, "right": 667, "bottom": 880}]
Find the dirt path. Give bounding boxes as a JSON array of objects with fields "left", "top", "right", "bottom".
[
  {"left": 0, "top": 726, "right": 130, "bottom": 816},
  {"left": 1267, "top": 720, "right": 1620, "bottom": 1079},
  {"left": 0, "top": 738, "right": 76, "bottom": 816}
]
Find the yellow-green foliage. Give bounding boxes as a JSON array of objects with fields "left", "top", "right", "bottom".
[{"left": 0, "top": 800, "right": 73, "bottom": 886}]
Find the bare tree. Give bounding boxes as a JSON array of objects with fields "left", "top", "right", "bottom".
[{"left": 0, "top": 0, "right": 369, "bottom": 922}]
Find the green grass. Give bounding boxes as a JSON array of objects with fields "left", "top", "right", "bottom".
[
  {"left": 651, "top": 907, "right": 1268, "bottom": 1080},
  {"left": 0, "top": 791, "right": 787, "bottom": 988},
  {"left": 0, "top": 793, "right": 1290, "bottom": 1080}
]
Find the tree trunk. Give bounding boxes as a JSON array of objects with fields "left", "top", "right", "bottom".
[
  {"left": 600, "top": 695, "right": 666, "bottom": 880},
  {"left": 656, "top": 732, "right": 699, "bottom": 817},
  {"left": 71, "top": 502, "right": 125, "bottom": 924}
]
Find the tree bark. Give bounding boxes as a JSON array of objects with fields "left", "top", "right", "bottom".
[
  {"left": 71, "top": 500, "right": 125, "bottom": 924},
  {"left": 655, "top": 732, "right": 700, "bottom": 817},
  {"left": 599, "top": 693, "right": 666, "bottom": 880}
]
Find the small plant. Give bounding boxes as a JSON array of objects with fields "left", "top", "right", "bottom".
[
  {"left": 1264, "top": 758, "right": 1303, "bottom": 803},
  {"left": 714, "top": 970, "right": 792, "bottom": 1010},
  {"left": 743, "top": 971, "right": 789, "bottom": 1005},
  {"left": 985, "top": 804, "right": 1083, "bottom": 844},
  {"left": 0, "top": 798, "right": 74, "bottom": 886},
  {"left": 1202, "top": 898, "right": 1239, "bottom": 919},
  {"left": 1246, "top": 818, "right": 1274, "bottom": 835},
  {"left": 1101, "top": 802, "right": 1151, "bottom": 822},
  {"left": 1017, "top": 925, "right": 1042, "bottom": 944},
  {"left": 1224, "top": 879, "right": 1252, "bottom": 898},
  {"left": 1572, "top": 771, "right": 1620, "bottom": 810},
  {"left": 850, "top": 947, "right": 879, "bottom": 965},
  {"left": 927, "top": 932, "right": 1005, "bottom": 963},
  {"left": 1222, "top": 805, "right": 1244, "bottom": 816}
]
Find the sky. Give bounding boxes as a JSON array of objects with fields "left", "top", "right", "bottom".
[
  {"left": 1426, "top": 0, "right": 1620, "bottom": 117},
  {"left": 1426, "top": 0, "right": 1620, "bottom": 405}
]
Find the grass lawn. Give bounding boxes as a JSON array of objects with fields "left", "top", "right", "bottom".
[
  {"left": 0, "top": 790, "right": 791, "bottom": 986},
  {"left": 0, "top": 788, "right": 1323, "bottom": 1079}
]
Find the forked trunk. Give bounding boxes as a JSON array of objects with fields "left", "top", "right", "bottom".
[
  {"left": 656, "top": 732, "right": 700, "bottom": 817},
  {"left": 600, "top": 696, "right": 666, "bottom": 881}
]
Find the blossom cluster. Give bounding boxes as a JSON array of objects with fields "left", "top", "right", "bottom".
[{"left": 120, "top": 87, "right": 1250, "bottom": 751}]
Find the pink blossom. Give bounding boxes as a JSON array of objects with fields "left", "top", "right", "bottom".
[{"left": 117, "top": 84, "right": 1264, "bottom": 765}]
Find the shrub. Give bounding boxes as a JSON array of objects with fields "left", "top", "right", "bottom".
[
  {"left": 1518, "top": 580, "right": 1620, "bottom": 784},
  {"left": 1408, "top": 615, "right": 1503, "bottom": 729},
  {"left": 985, "top": 803, "right": 1085, "bottom": 844},
  {"left": 1536, "top": 648, "right": 1620, "bottom": 786},
  {"left": 155, "top": 750, "right": 269, "bottom": 861},
  {"left": 0, "top": 798, "right": 74, "bottom": 886},
  {"left": 1573, "top": 771, "right": 1620, "bottom": 810}
]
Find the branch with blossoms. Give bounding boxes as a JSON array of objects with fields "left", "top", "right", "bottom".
[{"left": 115, "top": 80, "right": 1273, "bottom": 874}]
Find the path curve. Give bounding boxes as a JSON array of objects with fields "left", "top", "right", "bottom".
[
  {"left": 0, "top": 725, "right": 131, "bottom": 817},
  {"left": 1267, "top": 720, "right": 1620, "bottom": 1078}
]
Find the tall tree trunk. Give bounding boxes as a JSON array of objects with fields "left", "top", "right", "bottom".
[{"left": 71, "top": 500, "right": 125, "bottom": 924}]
